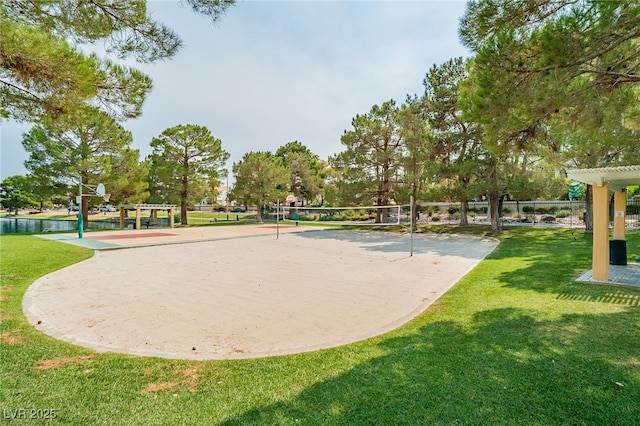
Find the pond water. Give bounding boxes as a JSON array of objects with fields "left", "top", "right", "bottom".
[{"left": 0, "top": 217, "right": 170, "bottom": 234}]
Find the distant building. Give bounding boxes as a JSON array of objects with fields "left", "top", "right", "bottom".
[
  {"left": 215, "top": 186, "right": 230, "bottom": 205},
  {"left": 194, "top": 186, "right": 231, "bottom": 208}
]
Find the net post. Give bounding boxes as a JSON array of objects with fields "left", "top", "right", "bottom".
[
  {"left": 276, "top": 199, "right": 280, "bottom": 239},
  {"left": 410, "top": 196, "right": 414, "bottom": 257}
]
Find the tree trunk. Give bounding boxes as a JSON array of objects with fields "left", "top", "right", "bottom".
[
  {"left": 180, "top": 199, "right": 188, "bottom": 225},
  {"left": 584, "top": 184, "right": 593, "bottom": 231},
  {"left": 460, "top": 199, "right": 469, "bottom": 226},
  {"left": 489, "top": 192, "right": 502, "bottom": 233},
  {"left": 375, "top": 195, "right": 384, "bottom": 223},
  {"left": 410, "top": 190, "right": 418, "bottom": 232},
  {"left": 256, "top": 200, "right": 263, "bottom": 222}
]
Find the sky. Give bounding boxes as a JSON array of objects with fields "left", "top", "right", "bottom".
[{"left": 0, "top": 0, "right": 471, "bottom": 181}]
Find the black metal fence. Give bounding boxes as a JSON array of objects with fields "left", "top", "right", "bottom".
[{"left": 418, "top": 200, "right": 640, "bottom": 228}]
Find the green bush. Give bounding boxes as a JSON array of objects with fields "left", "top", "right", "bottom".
[
  {"left": 319, "top": 215, "right": 345, "bottom": 221},
  {"left": 556, "top": 209, "right": 571, "bottom": 218},
  {"left": 426, "top": 206, "right": 439, "bottom": 216},
  {"left": 470, "top": 206, "right": 488, "bottom": 214}
]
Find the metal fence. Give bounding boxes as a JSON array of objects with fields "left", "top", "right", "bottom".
[{"left": 418, "top": 200, "right": 640, "bottom": 228}]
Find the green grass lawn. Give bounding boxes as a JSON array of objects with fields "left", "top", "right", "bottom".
[{"left": 1, "top": 228, "right": 638, "bottom": 425}]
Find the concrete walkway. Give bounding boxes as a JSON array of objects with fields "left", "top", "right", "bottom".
[
  {"left": 576, "top": 263, "right": 640, "bottom": 288},
  {"left": 25, "top": 228, "right": 498, "bottom": 360}
]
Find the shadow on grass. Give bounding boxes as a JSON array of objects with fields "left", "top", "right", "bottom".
[
  {"left": 221, "top": 308, "right": 640, "bottom": 425},
  {"left": 491, "top": 228, "right": 640, "bottom": 299},
  {"left": 557, "top": 286, "right": 640, "bottom": 306}
]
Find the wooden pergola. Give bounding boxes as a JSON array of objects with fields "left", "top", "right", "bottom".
[
  {"left": 118, "top": 204, "right": 177, "bottom": 230},
  {"left": 566, "top": 165, "right": 640, "bottom": 282}
]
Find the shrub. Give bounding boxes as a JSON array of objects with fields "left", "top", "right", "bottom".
[
  {"left": 431, "top": 215, "right": 441, "bottom": 222},
  {"left": 319, "top": 215, "right": 345, "bottom": 221},
  {"left": 522, "top": 206, "right": 535, "bottom": 213},
  {"left": 556, "top": 209, "right": 571, "bottom": 218},
  {"left": 425, "top": 206, "right": 439, "bottom": 216},
  {"left": 469, "top": 206, "right": 488, "bottom": 214}
]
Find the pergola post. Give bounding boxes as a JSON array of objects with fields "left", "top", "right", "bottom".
[
  {"left": 119, "top": 207, "right": 125, "bottom": 229},
  {"left": 592, "top": 181, "right": 609, "bottom": 281},
  {"left": 169, "top": 208, "right": 175, "bottom": 228},
  {"left": 566, "top": 165, "right": 639, "bottom": 283},
  {"left": 613, "top": 188, "right": 627, "bottom": 241}
]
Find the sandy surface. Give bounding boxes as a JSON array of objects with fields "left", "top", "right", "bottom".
[{"left": 24, "top": 229, "right": 497, "bottom": 360}]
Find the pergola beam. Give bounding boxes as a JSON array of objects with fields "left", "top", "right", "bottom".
[{"left": 118, "top": 204, "right": 177, "bottom": 229}]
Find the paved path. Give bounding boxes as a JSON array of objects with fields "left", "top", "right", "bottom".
[{"left": 25, "top": 228, "right": 498, "bottom": 360}]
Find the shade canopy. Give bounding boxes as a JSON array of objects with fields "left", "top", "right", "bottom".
[{"left": 567, "top": 165, "right": 640, "bottom": 191}]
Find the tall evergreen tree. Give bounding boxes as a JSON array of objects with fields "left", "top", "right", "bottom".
[
  {"left": 422, "top": 57, "right": 487, "bottom": 226},
  {"left": 276, "top": 141, "right": 325, "bottom": 206},
  {"left": 2, "top": 0, "right": 234, "bottom": 122},
  {"left": 460, "top": 0, "right": 640, "bottom": 230},
  {"left": 331, "top": 100, "right": 403, "bottom": 222},
  {"left": 230, "top": 151, "right": 289, "bottom": 222},
  {"left": 396, "top": 98, "right": 431, "bottom": 230},
  {"left": 460, "top": 0, "right": 639, "bottom": 146},
  {"left": 22, "top": 108, "right": 146, "bottom": 228},
  {"left": 148, "top": 124, "right": 229, "bottom": 225}
]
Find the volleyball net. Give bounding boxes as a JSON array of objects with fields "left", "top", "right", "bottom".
[{"left": 271, "top": 204, "right": 411, "bottom": 226}]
